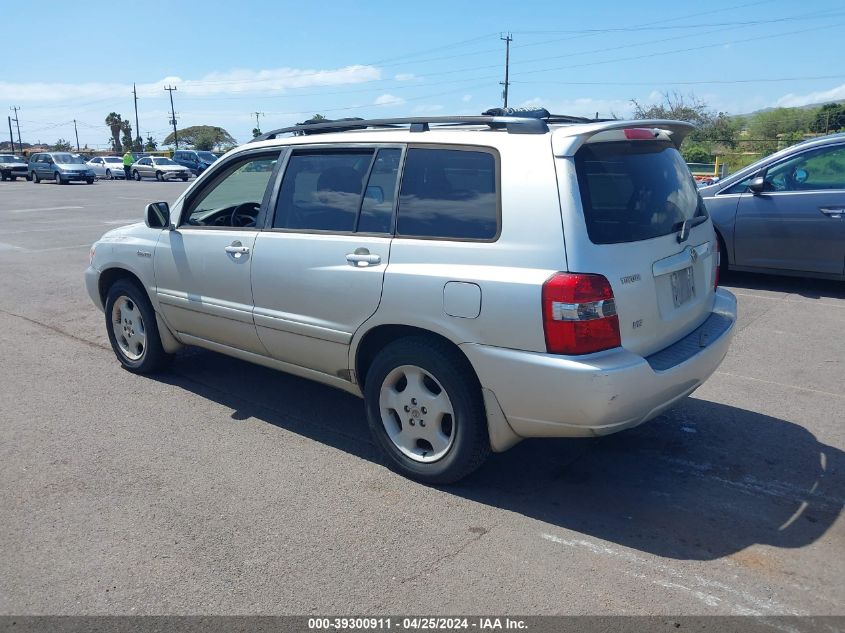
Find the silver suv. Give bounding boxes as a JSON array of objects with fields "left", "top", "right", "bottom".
[{"left": 85, "top": 113, "right": 737, "bottom": 483}]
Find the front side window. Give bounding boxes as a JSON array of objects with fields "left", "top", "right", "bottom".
[
  {"left": 396, "top": 148, "right": 498, "bottom": 240},
  {"left": 182, "top": 153, "right": 279, "bottom": 228},
  {"left": 575, "top": 141, "right": 706, "bottom": 244},
  {"left": 273, "top": 150, "right": 373, "bottom": 232},
  {"left": 764, "top": 145, "right": 845, "bottom": 192}
]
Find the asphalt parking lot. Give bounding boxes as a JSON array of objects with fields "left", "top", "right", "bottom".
[{"left": 0, "top": 178, "right": 843, "bottom": 617}]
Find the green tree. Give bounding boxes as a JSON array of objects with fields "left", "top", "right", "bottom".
[
  {"left": 746, "top": 107, "right": 815, "bottom": 154},
  {"left": 163, "top": 125, "right": 236, "bottom": 149},
  {"left": 811, "top": 103, "right": 845, "bottom": 134},
  {"left": 51, "top": 139, "right": 73, "bottom": 151},
  {"left": 192, "top": 130, "right": 216, "bottom": 151},
  {"left": 120, "top": 121, "right": 135, "bottom": 152},
  {"left": 105, "top": 112, "right": 124, "bottom": 153},
  {"left": 631, "top": 92, "right": 740, "bottom": 161},
  {"left": 144, "top": 135, "right": 158, "bottom": 151}
]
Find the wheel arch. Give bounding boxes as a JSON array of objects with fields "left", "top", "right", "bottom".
[
  {"left": 98, "top": 267, "right": 182, "bottom": 353},
  {"left": 352, "top": 324, "right": 520, "bottom": 453}
]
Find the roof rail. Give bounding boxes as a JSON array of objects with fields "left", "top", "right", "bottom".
[{"left": 251, "top": 115, "right": 551, "bottom": 141}]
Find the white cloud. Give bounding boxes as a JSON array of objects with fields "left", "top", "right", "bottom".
[
  {"left": 775, "top": 83, "right": 845, "bottom": 108},
  {"left": 0, "top": 64, "right": 382, "bottom": 102},
  {"left": 462, "top": 94, "right": 472, "bottom": 102},
  {"left": 374, "top": 94, "right": 404, "bottom": 106},
  {"left": 394, "top": 73, "right": 416, "bottom": 81}
]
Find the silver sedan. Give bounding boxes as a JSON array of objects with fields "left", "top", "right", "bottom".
[
  {"left": 700, "top": 132, "right": 845, "bottom": 280},
  {"left": 86, "top": 156, "right": 126, "bottom": 179},
  {"left": 131, "top": 156, "right": 191, "bottom": 181}
]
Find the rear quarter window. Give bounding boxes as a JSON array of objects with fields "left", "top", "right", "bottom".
[
  {"left": 397, "top": 148, "right": 499, "bottom": 240},
  {"left": 575, "top": 141, "right": 706, "bottom": 244}
]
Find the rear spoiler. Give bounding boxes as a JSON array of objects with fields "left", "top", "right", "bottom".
[{"left": 552, "top": 119, "right": 696, "bottom": 157}]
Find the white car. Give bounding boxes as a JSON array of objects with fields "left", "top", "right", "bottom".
[
  {"left": 0, "top": 154, "right": 29, "bottom": 180},
  {"left": 86, "top": 156, "right": 127, "bottom": 179},
  {"left": 85, "top": 112, "right": 737, "bottom": 483},
  {"left": 131, "top": 156, "right": 191, "bottom": 181}
]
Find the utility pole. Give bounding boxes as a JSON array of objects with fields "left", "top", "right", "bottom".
[
  {"left": 500, "top": 33, "right": 512, "bottom": 108},
  {"left": 132, "top": 83, "right": 142, "bottom": 150},
  {"left": 7, "top": 116, "right": 15, "bottom": 154},
  {"left": 253, "top": 111, "right": 264, "bottom": 135},
  {"left": 73, "top": 119, "right": 80, "bottom": 151},
  {"left": 10, "top": 106, "right": 22, "bottom": 149},
  {"left": 164, "top": 85, "right": 178, "bottom": 149}
]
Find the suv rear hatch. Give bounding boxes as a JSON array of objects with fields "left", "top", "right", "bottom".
[{"left": 553, "top": 122, "right": 718, "bottom": 358}]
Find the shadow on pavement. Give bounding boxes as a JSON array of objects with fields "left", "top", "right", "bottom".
[
  {"left": 722, "top": 270, "right": 845, "bottom": 300},
  {"left": 151, "top": 348, "right": 843, "bottom": 562}
]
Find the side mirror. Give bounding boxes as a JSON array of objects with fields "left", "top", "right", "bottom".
[
  {"left": 748, "top": 175, "right": 766, "bottom": 194},
  {"left": 145, "top": 201, "right": 172, "bottom": 229}
]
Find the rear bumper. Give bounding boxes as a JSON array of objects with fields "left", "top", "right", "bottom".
[{"left": 462, "top": 288, "right": 737, "bottom": 438}]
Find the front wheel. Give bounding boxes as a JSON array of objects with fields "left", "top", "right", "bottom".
[
  {"left": 1, "top": 171, "right": 7, "bottom": 181},
  {"left": 55, "top": 172, "right": 65, "bottom": 185},
  {"left": 32, "top": 172, "right": 40, "bottom": 183},
  {"left": 105, "top": 169, "right": 112, "bottom": 180},
  {"left": 104, "top": 279, "right": 171, "bottom": 374},
  {"left": 133, "top": 170, "right": 141, "bottom": 181},
  {"left": 364, "top": 337, "right": 491, "bottom": 484},
  {"left": 155, "top": 171, "right": 163, "bottom": 182},
  {"left": 86, "top": 179, "right": 94, "bottom": 185}
]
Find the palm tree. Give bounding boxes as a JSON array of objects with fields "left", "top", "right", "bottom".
[{"left": 105, "top": 112, "right": 123, "bottom": 153}]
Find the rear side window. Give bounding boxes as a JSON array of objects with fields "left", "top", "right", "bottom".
[
  {"left": 397, "top": 148, "right": 498, "bottom": 240},
  {"left": 575, "top": 141, "right": 707, "bottom": 244}
]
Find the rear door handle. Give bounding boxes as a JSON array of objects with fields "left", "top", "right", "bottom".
[
  {"left": 820, "top": 207, "right": 845, "bottom": 218},
  {"left": 346, "top": 249, "right": 381, "bottom": 267}
]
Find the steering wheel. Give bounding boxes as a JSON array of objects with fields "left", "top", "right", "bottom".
[{"left": 230, "top": 202, "right": 260, "bottom": 228}]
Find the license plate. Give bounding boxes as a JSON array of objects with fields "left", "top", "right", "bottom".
[{"left": 671, "top": 266, "right": 695, "bottom": 307}]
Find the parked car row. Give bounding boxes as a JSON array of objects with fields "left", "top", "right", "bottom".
[{"left": 0, "top": 150, "right": 221, "bottom": 185}]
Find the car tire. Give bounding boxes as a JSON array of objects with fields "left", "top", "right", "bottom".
[
  {"left": 155, "top": 171, "right": 163, "bottom": 182},
  {"left": 133, "top": 170, "right": 141, "bottom": 181},
  {"left": 364, "top": 336, "right": 491, "bottom": 484},
  {"left": 10, "top": 175, "right": 17, "bottom": 181},
  {"left": 32, "top": 172, "right": 40, "bottom": 183},
  {"left": 105, "top": 169, "right": 112, "bottom": 180},
  {"left": 180, "top": 177, "right": 188, "bottom": 182},
  {"left": 715, "top": 231, "right": 729, "bottom": 279},
  {"left": 104, "top": 279, "right": 172, "bottom": 374},
  {"left": 86, "top": 179, "right": 94, "bottom": 185},
  {"left": 1, "top": 171, "right": 7, "bottom": 181},
  {"left": 55, "top": 172, "right": 65, "bottom": 185}
]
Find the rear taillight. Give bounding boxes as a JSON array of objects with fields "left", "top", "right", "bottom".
[
  {"left": 542, "top": 273, "right": 621, "bottom": 355},
  {"left": 713, "top": 239, "right": 720, "bottom": 289}
]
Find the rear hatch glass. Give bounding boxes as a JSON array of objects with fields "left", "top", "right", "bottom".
[
  {"left": 575, "top": 140, "right": 707, "bottom": 244},
  {"left": 564, "top": 139, "right": 717, "bottom": 357}
]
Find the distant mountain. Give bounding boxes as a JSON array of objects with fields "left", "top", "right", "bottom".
[{"left": 737, "top": 99, "right": 845, "bottom": 117}]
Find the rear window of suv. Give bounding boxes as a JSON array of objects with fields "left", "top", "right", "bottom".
[{"left": 575, "top": 141, "right": 706, "bottom": 244}]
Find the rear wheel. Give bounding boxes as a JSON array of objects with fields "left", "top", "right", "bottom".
[
  {"left": 715, "top": 231, "right": 729, "bottom": 279},
  {"left": 1, "top": 171, "right": 7, "bottom": 181},
  {"left": 105, "top": 169, "right": 112, "bottom": 180},
  {"left": 133, "top": 170, "right": 141, "bottom": 181},
  {"left": 364, "top": 337, "right": 491, "bottom": 484},
  {"left": 86, "top": 179, "right": 94, "bottom": 184},
  {"left": 104, "top": 279, "right": 171, "bottom": 374},
  {"left": 155, "top": 171, "right": 163, "bottom": 182},
  {"left": 32, "top": 172, "right": 40, "bottom": 183}
]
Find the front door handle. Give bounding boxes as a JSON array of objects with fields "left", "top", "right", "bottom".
[
  {"left": 820, "top": 207, "right": 845, "bottom": 218},
  {"left": 346, "top": 248, "right": 381, "bottom": 267},
  {"left": 224, "top": 241, "right": 250, "bottom": 258}
]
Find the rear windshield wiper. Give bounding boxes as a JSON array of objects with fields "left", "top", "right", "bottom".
[{"left": 675, "top": 215, "right": 708, "bottom": 243}]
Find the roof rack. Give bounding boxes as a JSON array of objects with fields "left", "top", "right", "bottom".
[{"left": 252, "top": 116, "right": 554, "bottom": 141}]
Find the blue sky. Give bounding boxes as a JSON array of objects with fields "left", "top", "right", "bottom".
[{"left": 4, "top": 0, "right": 844, "bottom": 148}]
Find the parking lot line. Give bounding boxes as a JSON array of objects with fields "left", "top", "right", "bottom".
[
  {"left": 6, "top": 206, "right": 84, "bottom": 214},
  {"left": 715, "top": 370, "right": 845, "bottom": 399}
]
